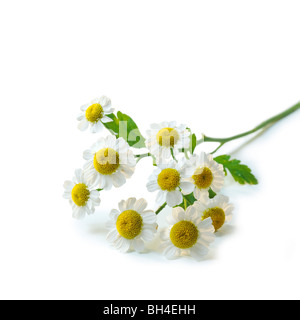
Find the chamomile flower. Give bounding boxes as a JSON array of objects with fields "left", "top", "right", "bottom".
[
  {"left": 106, "top": 198, "right": 157, "bottom": 253},
  {"left": 145, "top": 121, "right": 190, "bottom": 162},
  {"left": 83, "top": 135, "right": 136, "bottom": 190},
  {"left": 77, "top": 96, "right": 114, "bottom": 133},
  {"left": 160, "top": 205, "right": 215, "bottom": 260},
  {"left": 194, "top": 194, "right": 234, "bottom": 232},
  {"left": 63, "top": 169, "right": 100, "bottom": 219},
  {"left": 185, "top": 152, "right": 225, "bottom": 199},
  {"left": 146, "top": 159, "right": 194, "bottom": 207}
]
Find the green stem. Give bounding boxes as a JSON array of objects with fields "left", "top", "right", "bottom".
[
  {"left": 200, "top": 102, "right": 300, "bottom": 148},
  {"left": 134, "top": 102, "right": 300, "bottom": 158},
  {"left": 96, "top": 188, "right": 103, "bottom": 192},
  {"left": 155, "top": 202, "right": 167, "bottom": 215},
  {"left": 135, "top": 153, "right": 151, "bottom": 160},
  {"left": 170, "top": 148, "right": 178, "bottom": 162},
  {"left": 183, "top": 198, "right": 187, "bottom": 210},
  {"left": 182, "top": 194, "right": 192, "bottom": 206}
]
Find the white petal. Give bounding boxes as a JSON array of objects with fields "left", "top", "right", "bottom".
[
  {"left": 160, "top": 228, "right": 170, "bottom": 241},
  {"left": 156, "top": 190, "right": 166, "bottom": 205},
  {"left": 74, "top": 169, "right": 83, "bottom": 183},
  {"left": 126, "top": 198, "right": 137, "bottom": 210},
  {"left": 63, "top": 180, "right": 74, "bottom": 191},
  {"left": 106, "top": 229, "right": 119, "bottom": 243},
  {"left": 185, "top": 205, "right": 198, "bottom": 221},
  {"left": 112, "top": 172, "right": 126, "bottom": 188},
  {"left": 166, "top": 190, "right": 183, "bottom": 207},
  {"left": 198, "top": 217, "right": 214, "bottom": 233},
  {"left": 101, "top": 115, "right": 112, "bottom": 123},
  {"left": 78, "top": 119, "right": 89, "bottom": 131},
  {"left": 120, "top": 165, "right": 135, "bottom": 178},
  {"left": 77, "top": 113, "right": 85, "bottom": 121},
  {"left": 134, "top": 198, "right": 147, "bottom": 213},
  {"left": 118, "top": 200, "right": 127, "bottom": 212},
  {"left": 63, "top": 191, "right": 71, "bottom": 199},
  {"left": 72, "top": 206, "right": 86, "bottom": 219},
  {"left": 163, "top": 245, "right": 179, "bottom": 260},
  {"left": 80, "top": 104, "right": 89, "bottom": 111},
  {"left": 172, "top": 207, "right": 185, "bottom": 221},
  {"left": 180, "top": 181, "right": 195, "bottom": 195},
  {"left": 132, "top": 239, "right": 145, "bottom": 253},
  {"left": 190, "top": 245, "right": 208, "bottom": 260},
  {"left": 109, "top": 209, "right": 120, "bottom": 221},
  {"left": 146, "top": 179, "right": 159, "bottom": 192},
  {"left": 140, "top": 228, "right": 155, "bottom": 242},
  {"left": 141, "top": 211, "right": 157, "bottom": 224},
  {"left": 118, "top": 238, "right": 131, "bottom": 253},
  {"left": 99, "top": 95, "right": 111, "bottom": 107}
]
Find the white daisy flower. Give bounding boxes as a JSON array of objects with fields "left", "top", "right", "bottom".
[
  {"left": 146, "top": 159, "right": 194, "bottom": 207},
  {"left": 145, "top": 121, "right": 190, "bottom": 162},
  {"left": 194, "top": 194, "right": 234, "bottom": 232},
  {"left": 77, "top": 96, "right": 114, "bottom": 133},
  {"left": 184, "top": 152, "right": 225, "bottom": 199},
  {"left": 63, "top": 168, "right": 101, "bottom": 219},
  {"left": 160, "top": 205, "right": 215, "bottom": 260},
  {"left": 106, "top": 198, "right": 157, "bottom": 253},
  {"left": 83, "top": 135, "right": 136, "bottom": 190}
]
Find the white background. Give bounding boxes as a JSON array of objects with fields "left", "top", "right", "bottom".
[{"left": 0, "top": 0, "right": 300, "bottom": 300}]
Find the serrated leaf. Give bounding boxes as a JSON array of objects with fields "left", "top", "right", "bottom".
[
  {"left": 214, "top": 154, "right": 258, "bottom": 185},
  {"left": 103, "top": 112, "right": 146, "bottom": 148}
]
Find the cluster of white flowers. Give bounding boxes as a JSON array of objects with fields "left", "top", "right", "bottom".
[{"left": 63, "top": 96, "right": 234, "bottom": 261}]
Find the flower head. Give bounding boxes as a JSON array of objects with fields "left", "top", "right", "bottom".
[
  {"left": 63, "top": 169, "right": 100, "bottom": 219},
  {"left": 83, "top": 135, "right": 136, "bottom": 190},
  {"left": 183, "top": 152, "right": 225, "bottom": 199},
  {"left": 106, "top": 198, "right": 157, "bottom": 253},
  {"left": 194, "top": 194, "right": 234, "bottom": 232},
  {"left": 146, "top": 159, "right": 194, "bottom": 207},
  {"left": 145, "top": 122, "right": 190, "bottom": 162},
  {"left": 160, "top": 205, "right": 215, "bottom": 260},
  {"left": 77, "top": 96, "right": 114, "bottom": 133}
]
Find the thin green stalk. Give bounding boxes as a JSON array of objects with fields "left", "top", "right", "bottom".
[
  {"left": 170, "top": 148, "right": 178, "bottom": 162},
  {"left": 182, "top": 194, "right": 192, "bottom": 206},
  {"left": 134, "top": 102, "right": 300, "bottom": 158},
  {"left": 199, "top": 102, "right": 300, "bottom": 148},
  {"left": 155, "top": 202, "right": 167, "bottom": 215},
  {"left": 183, "top": 198, "right": 187, "bottom": 210}
]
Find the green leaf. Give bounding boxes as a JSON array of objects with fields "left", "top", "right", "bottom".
[
  {"left": 214, "top": 155, "right": 258, "bottom": 185},
  {"left": 208, "top": 188, "right": 217, "bottom": 199},
  {"left": 103, "top": 112, "right": 146, "bottom": 148},
  {"left": 104, "top": 113, "right": 119, "bottom": 134},
  {"left": 191, "top": 133, "right": 197, "bottom": 154},
  {"left": 175, "top": 193, "right": 197, "bottom": 209}
]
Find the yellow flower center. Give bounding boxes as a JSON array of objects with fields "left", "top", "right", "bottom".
[
  {"left": 202, "top": 207, "right": 225, "bottom": 231},
  {"left": 193, "top": 167, "right": 213, "bottom": 189},
  {"left": 157, "top": 168, "right": 181, "bottom": 191},
  {"left": 71, "top": 183, "right": 90, "bottom": 207},
  {"left": 85, "top": 103, "right": 104, "bottom": 123},
  {"left": 116, "top": 210, "right": 143, "bottom": 240},
  {"left": 156, "top": 127, "right": 180, "bottom": 147},
  {"left": 93, "top": 148, "right": 120, "bottom": 175},
  {"left": 170, "top": 221, "right": 199, "bottom": 249}
]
